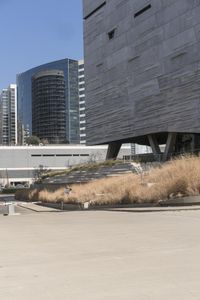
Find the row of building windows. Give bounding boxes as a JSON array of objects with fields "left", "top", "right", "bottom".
[
  {"left": 79, "top": 64, "right": 84, "bottom": 70},
  {"left": 31, "top": 154, "right": 90, "bottom": 157},
  {"left": 79, "top": 70, "right": 84, "bottom": 76},
  {"left": 79, "top": 91, "right": 85, "bottom": 95}
]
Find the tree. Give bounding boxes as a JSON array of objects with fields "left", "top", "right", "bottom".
[
  {"left": 25, "top": 135, "right": 41, "bottom": 145},
  {"left": 40, "top": 138, "right": 49, "bottom": 145},
  {"left": 33, "top": 165, "right": 51, "bottom": 183}
]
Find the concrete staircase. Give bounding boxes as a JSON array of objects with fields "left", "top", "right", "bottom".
[{"left": 43, "top": 162, "right": 135, "bottom": 185}]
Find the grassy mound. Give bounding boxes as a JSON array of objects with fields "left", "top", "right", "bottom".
[{"left": 15, "top": 156, "right": 200, "bottom": 205}]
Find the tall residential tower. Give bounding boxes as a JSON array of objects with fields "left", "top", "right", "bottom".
[
  {"left": 78, "top": 60, "right": 86, "bottom": 144},
  {"left": 0, "top": 84, "right": 17, "bottom": 145}
]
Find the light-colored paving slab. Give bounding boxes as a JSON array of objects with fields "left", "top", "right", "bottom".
[
  {"left": 18, "top": 202, "right": 61, "bottom": 212},
  {"left": 0, "top": 203, "right": 32, "bottom": 215},
  {"left": 1, "top": 210, "right": 200, "bottom": 299}
]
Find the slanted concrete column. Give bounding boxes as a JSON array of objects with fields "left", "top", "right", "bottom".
[
  {"left": 148, "top": 134, "right": 161, "bottom": 161},
  {"left": 106, "top": 141, "right": 122, "bottom": 160},
  {"left": 163, "top": 133, "right": 177, "bottom": 161}
]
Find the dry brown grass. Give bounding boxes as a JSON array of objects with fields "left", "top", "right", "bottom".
[{"left": 15, "top": 156, "right": 200, "bottom": 205}]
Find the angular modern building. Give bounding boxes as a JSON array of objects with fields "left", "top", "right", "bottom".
[
  {"left": 0, "top": 84, "right": 17, "bottom": 145},
  {"left": 83, "top": 0, "right": 200, "bottom": 160},
  {"left": 17, "top": 58, "right": 80, "bottom": 145}
]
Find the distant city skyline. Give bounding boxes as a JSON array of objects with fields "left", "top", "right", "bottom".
[{"left": 0, "top": 0, "right": 83, "bottom": 90}]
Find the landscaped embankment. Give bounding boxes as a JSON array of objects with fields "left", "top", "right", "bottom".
[{"left": 15, "top": 156, "right": 200, "bottom": 206}]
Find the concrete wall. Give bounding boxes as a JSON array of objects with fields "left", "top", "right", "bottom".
[{"left": 83, "top": 0, "right": 200, "bottom": 145}]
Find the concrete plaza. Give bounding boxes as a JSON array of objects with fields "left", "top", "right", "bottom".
[{"left": 0, "top": 210, "right": 200, "bottom": 299}]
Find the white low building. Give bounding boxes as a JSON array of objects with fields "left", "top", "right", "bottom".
[{"left": 0, "top": 144, "right": 131, "bottom": 186}]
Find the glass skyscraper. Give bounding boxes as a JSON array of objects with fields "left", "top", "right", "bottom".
[
  {"left": 32, "top": 70, "right": 66, "bottom": 144},
  {"left": 17, "top": 58, "right": 80, "bottom": 145}
]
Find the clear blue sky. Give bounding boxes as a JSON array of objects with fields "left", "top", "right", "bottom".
[{"left": 0, "top": 0, "right": 83, "bottom": 90}]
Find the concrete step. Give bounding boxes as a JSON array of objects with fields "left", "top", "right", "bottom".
[
  {"left": 44, "top": 163, "right": 135, "bottom": 184},
  {"left": 18, "top": 203, "right": 61, "bottom": 212}
]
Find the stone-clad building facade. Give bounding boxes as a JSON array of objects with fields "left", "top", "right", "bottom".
[{"left": 83, "top": 0, "right": 200, "bottom": 159}]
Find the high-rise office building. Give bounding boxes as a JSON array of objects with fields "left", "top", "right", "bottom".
[
  {"left": 83, "top": 0, "right": 200, "bottom": 160},
  {"left": 17, "top": 58, "right": 80, "bottom": 145},
  {"left": 78, "top": 60, "right": 86, "bottom": 144},
  {"left": 32, "top": 70, "right": 66, "bottom": 144},
  {"left": 0, "top": 84, "right": 17, "bottom": 145}
]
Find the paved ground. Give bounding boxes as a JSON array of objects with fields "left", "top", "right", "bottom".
[
  {"left": 0, "top": 204, "right": 33, "bottom": 215},
  {"left": 1, "top": 210, "right": 200, "bottom": 299}
]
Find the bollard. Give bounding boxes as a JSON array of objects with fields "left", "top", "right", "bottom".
[
  {"left": 83, "top": 202, "right": 89, "bottom": 210},
  {"left": 3, "top": 203, "right": 15, "bottom": 216},
  {"left": 61, "top": 201, "right": 64, "bottom": 210}
]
